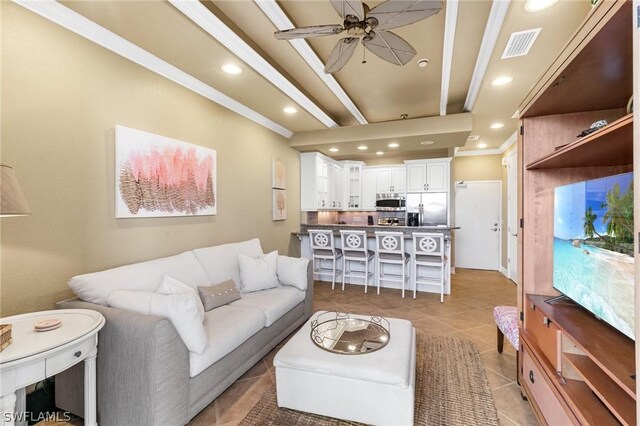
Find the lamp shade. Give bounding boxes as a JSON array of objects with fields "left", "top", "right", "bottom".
[{"left": 1, "top": 164, "right": 30, "bottom": 216}]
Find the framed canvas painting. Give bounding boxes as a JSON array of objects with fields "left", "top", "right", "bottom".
[
  {"left": 272, "top": 157, "right": 286, "bottom": 189},
  {"left": 273, "top": 189, "right": 286, "bottom": 221},
  {"left": 115, "top": 125, "right": 217, "bottom": 218}
]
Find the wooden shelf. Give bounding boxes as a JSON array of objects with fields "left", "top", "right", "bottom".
[
  {"left": 526, "top": 113, "right": 633, "bottom": 170},
  {"left": 564, "top": 353, "right": 636, "bottom": 426},
  {"left": 527, "top": 295, "right": 636, "bottom": 399}
]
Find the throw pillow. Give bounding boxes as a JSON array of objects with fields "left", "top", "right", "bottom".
[
  {"left": 198, "top": 279, "right": 241, "bottom": 311},
  {"left": 107, "top": 290, "right": 208, "bottom": 354},
  {"left": 237, "top": 250, "right": 279, "bottom": 292},
  {"left": 277, "top": 256, "right": 310, "bottom": 290},
  {"left": 157, "top": 275, "right": 205, "bottom": 324}
]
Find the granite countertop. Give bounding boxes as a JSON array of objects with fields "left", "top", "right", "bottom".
[{"left": 294, "top": 223, "right": 459, "bottom": 238}]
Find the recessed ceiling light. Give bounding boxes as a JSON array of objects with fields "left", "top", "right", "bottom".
[
  {"left": 417, "top": 58, "right": 429, "bottom": 68},
  {"left": 490, "top": 123, "right": 504, "bottom": 129},
  {"left": 329, "top": 147, "right": 339, "bottom": 152},
  {"left": 525, "top": 0, "right": 558, "bottom": 12},
  {"left": 357, "top": 145, "right": 368, "bottom": 150},
  {"left": 491, "top": 76, "right": 513, "bottom": 86},
  {"left": 283, "top": 106, "right": 297, "bottom": 114},
  {"left": 421, "top": 141, "right": 435, "bottom": 145},
  {"left": 388, "top": 143, "right": 399, "bottom": 148},
  {"left": 376, "top": 151, "right": 384, "bottom": 155},
  {"left": 477, "top": 143, "right": 488, "bottom": 149},
  {"left": 221, "top": 64, "right": 242, "bottom": 74}
]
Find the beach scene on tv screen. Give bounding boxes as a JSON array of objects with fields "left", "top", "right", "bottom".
[{"left": 554, "top": 172, "right": 634, "bottom": 339}]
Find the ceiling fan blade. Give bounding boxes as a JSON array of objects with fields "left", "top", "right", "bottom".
[
  {"left": 324, "top": 37, "right": 359, "bottom": 74},
  {"left": 274, "top": 24, "right": 344, "bottom": 40},
  {"left": 330, "top": 0, "right": 365, "bottom": 20},
  {"left": 368, "top": 0, "right": 443, "bottom": 31},
  {"left": 363, "top": 31, "right": 416, "bottom": 66}
]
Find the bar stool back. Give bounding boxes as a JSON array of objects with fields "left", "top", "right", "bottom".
[
  {"left": 374, "top": 231, "right": 410, "bottom": 298},
  {"left": 412, "top": 232, "right": 448, "bottom": 302},
  {"left": 308, "top": 229, "right": 343, "bottom": 290},
  {"left": 339, "top": 230, "right": 375, "bottom": 293}
]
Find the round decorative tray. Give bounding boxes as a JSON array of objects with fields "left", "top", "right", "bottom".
[{"left": 310, "top": 312, "right": 391, "bottom": 355}]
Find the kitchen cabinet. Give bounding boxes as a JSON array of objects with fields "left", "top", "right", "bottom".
[
  {"left": 374, "top": 166, "right": 406, "bottom": 193},
  {"left": 362, "top": 168, "right": 377, "bottom": 210},
  {"left": 300, "top": 152, "right": 343, "bottom": 211},
  {"left": 405, "top": 159, "right": 450, "bottom": 193},
  {"left": 343, "top": 161, "right": 364, "bottom": 210}
]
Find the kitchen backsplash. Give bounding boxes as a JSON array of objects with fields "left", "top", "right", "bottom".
[{"left": 302, "top": 210, "right": 405, "bottom": 225}]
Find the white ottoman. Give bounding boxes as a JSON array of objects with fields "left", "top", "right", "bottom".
[{"left": 274, "top": 312, "right": 416, "bottom": 425}]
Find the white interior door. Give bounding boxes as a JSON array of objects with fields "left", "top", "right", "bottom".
[
  {"left": 454, "top": 181, "right": 501, "bottom": 270},
  {"left": 507, "top": 150, "right": 518, "bottom": 283}
]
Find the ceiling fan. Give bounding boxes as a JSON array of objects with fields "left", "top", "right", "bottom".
[{"left": 274, "top": 0, "right": 443, "bottom": 74}]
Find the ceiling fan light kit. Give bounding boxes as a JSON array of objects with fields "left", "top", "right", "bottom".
[{"left": 274, "top": 0, "right": 443, "bottom": 74}]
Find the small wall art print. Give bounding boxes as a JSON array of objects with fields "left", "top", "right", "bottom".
[
  {"left": 115, "top": 125, "right": 217, "bottom": 218},
  {"left": 272, "top": 157, "right": 286, "bottom": 189},
  {"left": 273, "top": 189, "right": 287, "bottom": 221}
]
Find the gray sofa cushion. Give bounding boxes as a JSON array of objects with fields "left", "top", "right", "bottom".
[
  {"left": 229, "top": 286, "right": 306, "bottom": 327},
  {"left": 189, "top": 305, "right": 265, "bottom": 377},
  {"left": 198, "top": 280, "right": 241, "bottom": 311}
]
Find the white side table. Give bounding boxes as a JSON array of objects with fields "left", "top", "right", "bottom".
[{"left": 0, "top": 309, "right": 105, "bottom": 426}]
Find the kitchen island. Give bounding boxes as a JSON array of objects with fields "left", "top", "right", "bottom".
[{"left": 294, "top": 224, "right": 458, "bottom": 296}]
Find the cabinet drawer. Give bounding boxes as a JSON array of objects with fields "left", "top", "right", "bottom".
[
  {"left": 526, "top": 302, "right": 561, "bottom": 371},
  {"left": 46, "top": 336, "right": 95, "bottom": 377},
  {"left": 521, "top": 343, "right": 574, "bottom": 425}
]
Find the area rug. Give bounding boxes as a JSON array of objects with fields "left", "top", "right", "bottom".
[{"left": 239, "top": 333, "right": 499, "bottom": 426}]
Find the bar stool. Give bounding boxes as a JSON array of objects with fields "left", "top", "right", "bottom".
[
  {"left": 340, "top": 230, "right": 375, "bottom": 293},
  {"left": 308, "top": 229, "right": 343, "bottom": 290},
  {"left": 374, "top": 231, "right": 411, "bottom": 298},
  {"left": 412, "top": 232, "right": 448, "bottom": 302}
]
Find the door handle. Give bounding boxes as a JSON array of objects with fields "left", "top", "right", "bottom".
[
  {"left": 491, "top": 228, "right": 499, "bottom": 232},
  {"left": 511, "top": 233, "right": 518, "bottom": 237}
]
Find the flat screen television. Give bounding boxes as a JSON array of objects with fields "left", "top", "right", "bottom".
[{"left": 553, "top": 172, "right": 634, "bottom": 340}]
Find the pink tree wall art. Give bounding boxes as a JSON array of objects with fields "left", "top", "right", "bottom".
[{"left": 115, "top": 126, "right": 217, "bottom": 218}]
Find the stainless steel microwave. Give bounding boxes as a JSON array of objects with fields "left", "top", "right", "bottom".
[{"left": 375, "top": 194, "right": 406, "bottom": 211}]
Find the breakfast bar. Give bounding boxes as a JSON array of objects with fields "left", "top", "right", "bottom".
[{"left": 294, "top": 224, "right": 457, "bottom": 296}]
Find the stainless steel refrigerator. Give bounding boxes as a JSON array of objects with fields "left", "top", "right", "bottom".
[{"left": 406, "top": 193, "right": 448, "bottom": 226}]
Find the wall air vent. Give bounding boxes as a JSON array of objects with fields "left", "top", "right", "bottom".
[{"left": 501, "top": 28, "right": 542, "bottom": 59}]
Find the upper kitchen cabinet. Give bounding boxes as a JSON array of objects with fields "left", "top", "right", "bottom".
[
  {"left": 375, "top": 166, "right": 406, "bottom": 193},
  {"left": 362, "top": 168, "right": 377, "bottom": 210},
  {"left": 300, "top": 152, "right": 344, "bottom": 211},
  {"left": 405, "top": 159, "right": 451, "bottom": 193},
  {"left": 342, "top": 161, "right": 365, "bottom": 210}
]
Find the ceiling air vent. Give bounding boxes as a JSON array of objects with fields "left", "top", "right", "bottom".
[
  {"left": 467, "top": 135, "right": 480, "bottom": 142},
  {"left": 501, "top": 28, "right": 541, "bottom": 59}
]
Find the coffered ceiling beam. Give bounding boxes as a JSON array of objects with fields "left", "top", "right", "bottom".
[
  {"left": 463, "top": 0, "right": 511, "bottom": 112},
  {"left": 255, "top": 0, "right": 368, "bottom": 125},
  {"left": 290, "top": 113, "right": 472, "bottom": 147},
  {"left": 440, "top": 0, "right": 458, "bottom": 116},
  {"left": 13, "top": 0, "right": 293, "bottom": 138},
  {"left": 169, "top": 0, "right": 338, "bottom": 129}
]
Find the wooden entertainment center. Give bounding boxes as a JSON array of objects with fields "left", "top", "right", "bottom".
[{"left": 517, "top": 1, "right": 637, "bottom": 424}]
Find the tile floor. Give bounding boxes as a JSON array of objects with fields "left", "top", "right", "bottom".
[{"left": 188, "top": 268, "right": 538, "bottom": 426}]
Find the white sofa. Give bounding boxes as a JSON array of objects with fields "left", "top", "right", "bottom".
[{"left": 55, "top": 238, "right": 313, "bottom": 426}]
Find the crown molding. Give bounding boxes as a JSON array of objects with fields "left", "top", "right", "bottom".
[
  {"left": 463, "top": 0, "right": 511, "bottom": 112},
  {"left": 455, "top": 130, "right": 517, "bottom": 157},
  {"left": 497, "top": 131, "right": 517, "bottom": 152},
  {"left": 14, "top": 0, "right": 293, "bottom": 138},
  {"left": 454, "top": 148, "right": 502, "bottom": 157},
  {"left": 169, "top": 0, "right": 338, "bottom": 129},
  {"left": 255, "top": 0, "right": 367, "bottom": 125},
  {"left": 440, "top": 0, "right": 458, "bottom": 116}
]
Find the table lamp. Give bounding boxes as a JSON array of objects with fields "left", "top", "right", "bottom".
[{"left": 1, "top": 164, "right": 30, "bottom": 217}]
